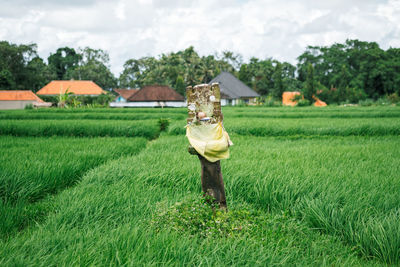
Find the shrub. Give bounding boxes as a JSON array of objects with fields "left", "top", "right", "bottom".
[
  {"left": 158, "top": 118, "right": 171, "bottom": 131},
  {"left": 24, "top": 104, "right": 33, "bottom": 110},
  {"left": 39, "top": 96, "right": 58, "bottom": 105},
  {"left": 344, "top": 87, "right": 367, "bottom": 103},
  {"left": 387, "top": 93, "right": 400, "bottom": 104},
  {"left": 376, "top": 97, "right": 391, "bottom": 106},
  {"left": 152, "top": 195, "right": 266, "bottom": 238},
  {"left": 359, "top": 99, "right": 374, "bottom": 106},
  {"left": 261, "top": 95, "right": 282, "bottom": 107},
  {"left": 296, "top": 99, "right": 311, "bottom": 106}
]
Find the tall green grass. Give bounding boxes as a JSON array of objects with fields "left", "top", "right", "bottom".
[
  {"left": 3, "top": 106, "right": 399, "bottom": 119},
  {"left": 0, "top": 119, "right": 160, "bottom": 139},
  {"left": 1, "top": 106, "right": 399, "bottom": 265},
  {"left": 0, "top": 136, "right": 373, "bottom": 266},
  {"left": 223, "top": 135, "right": 400, "bottom": 264},
  {"left": 0, "top": 136, "right": 147, "bottom": 239},
  {"left": 0, "top": 112, "right": 184, "bottom": 121},
  {"left": 169, "top": 117, "right": 400, "bottom": 136},
  {"left": 24, "top": 107, "right": 186, "bottom": 114}
]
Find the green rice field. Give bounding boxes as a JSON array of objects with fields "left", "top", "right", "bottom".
[{"left": 0, "top": 106, "right": 399, "bottom": 266}]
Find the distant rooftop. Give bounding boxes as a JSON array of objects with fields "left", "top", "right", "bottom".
[
  {"left": 0, "top": 90, "right": 44, "bottom": 102},
  {"left": 128, "top": 85, "right": 184, "bottom": 101},
  {"left": 209, "top": 72, "right": 259, "bottom": 99},
  {"left": 114, "top": 88, "right": 138, "bottom": 100},
  {"left": 37, "top": 80, "right": 107, "bottom": 95}
]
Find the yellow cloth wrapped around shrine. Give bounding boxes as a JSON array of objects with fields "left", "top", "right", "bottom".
[{"left": 186, "top": 122, "right": 233, "bottom": 162}]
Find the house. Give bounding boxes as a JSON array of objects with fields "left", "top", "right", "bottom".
[
  {"left": 282, "top": 92, "right": 328, "bottom": 106},
  {"left": 113, "top": 89, "right": 139, "bottom": 103},
  {"left": 282, "top": 91, "right": 301, "bottom": 106},
  {"left": 0, "top": 90, "right": 49, "bottom": 109},
  {"left": 110, "top": 85, "right": 185, "bottom": 107},
  {"left": 36, "top": 80, "right": 107, "bottom": 96},
  {"left": 208, "top": 72, "right": 260, "bottom": 106}
]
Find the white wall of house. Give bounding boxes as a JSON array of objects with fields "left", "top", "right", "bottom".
[
  {"left": 220, "top": 98, "right": 257, "bottom": 106},
  {"left": 110, "top": 101, "right": 186, "bottom": 108},
  {"left": 0, "top": 100, "right": 36, "bottom": 109},
  {"left": 221, "top": 99, "right": 237, "bottom": 106}
]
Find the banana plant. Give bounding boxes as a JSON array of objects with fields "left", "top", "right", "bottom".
[{"left": 58, "top": 87, "right": 73, "bottom": 108}]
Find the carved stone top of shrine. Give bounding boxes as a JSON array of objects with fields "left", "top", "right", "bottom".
[{"left": 186, "top": 83, "right": 223, "bottom": 125}]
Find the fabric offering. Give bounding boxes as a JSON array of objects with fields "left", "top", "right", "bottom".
[{"left": 186, "top": 122, "right": 233, "bottom": 162}]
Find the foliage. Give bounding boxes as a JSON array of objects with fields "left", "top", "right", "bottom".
[
  {"left": 57, "top": 88, "right": 73, "bottom": 108},
  {"left": 0, "top": 41, "right": 56, "bottom": 92},
  {"left": 65, "top": 47, "right": 117, "bottom": 90},
  {"left": 2, "top": 39, "right": 400, "bottom": 104},
  {"left": 0, "top": 136, "right": 147, "bottom": 238},
  {"left": 296, "top": 99, "right": 311, "bottom": 106},
  {"left": 297, "top": 39, "right": 400, "bottom": 101},
  {"left": 303, "top": 63, "right": 316, "bottom": 102},
  {"left": 260, "top": 95, "right": 281, "bottom": 107},
  {"left": 48, "top": 47, "right": 81, "bottom": 80},
  {"left": 0, "top": 110, "right": 185, "bottom": 121},
  {"left": 168, "top": 113, "right": 400, "bottom": 136},
  {"left": 119, "top": 46, "right": 235, "bottom": 91},
  {"left": 157, "top": 118, "right": 171, "bottom": 131},
  {"left": 271, "top": 62, "right": 284, "bottom": 100},
  {"left": 1, "top": 107, "right": 400, "bottom": 265},
  {"left": 387, "top": 92, "right": 400, "bottom": 104},
  {"left": 0, "top": 119, "right": 160, "bottom": 139},
  {"left": 24, "top": 103, "right": 33, "bottom": 110},
  {"left": 291, "top": 93, "right": 303, "bottom": 102},
  {"left": 358, "top": 99, "right": 375, "bottom": 106},
  {"left": 152, "top": 195, "right": 265, "bottom": 238},
  {"left": 0, "top": 133, "right": 373, "bottom": 266},
  {"left": 40, "top": 95, "right": 58, "bottom": 106}
]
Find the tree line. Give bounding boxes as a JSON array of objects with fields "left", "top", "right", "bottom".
[{"left": 1, "top": 39, "right": 399, "bottom": 104}]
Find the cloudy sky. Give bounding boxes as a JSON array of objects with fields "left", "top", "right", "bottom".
[{"left": 1, "top": 0, "right": 399, "bottom": 75}]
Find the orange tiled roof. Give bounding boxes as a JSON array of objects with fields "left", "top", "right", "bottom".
[
  {"left": 0, "top": 90, "right": 44, "bottom": 102},
  {"left": 282, "top": 91, "right": 301, "bottom": 106},
  {"left": 36, "top": 80, "right": 106, "bottom": 95},
  {"left": 314, "top": 98, "right": 327, "bottom": 107}
]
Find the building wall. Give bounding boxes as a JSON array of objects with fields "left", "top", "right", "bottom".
[
  {"left": 0, "top": 100, "right": 36, "bottom": 110},
  {"left": 110, "top": 101, "right": 186, "bottom": 108},
  {"left": 221, "top": 99, "right": 239, "bottom": 106}
]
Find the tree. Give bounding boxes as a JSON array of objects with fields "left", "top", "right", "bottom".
[
  {"left": 27, "top": 57, "right": 57, "bottom": 92},
  {"left": 296, "top": 39, "right": 396, "bottom": 101},
  {"left": 0, "top": 41, "right": 53, "bottom": 91},
  {"left": 175, "top": 75, "right": 185, "bottom": 96},
  {"left": 272, "top": 62, "right": 284, "bottom": 100},
  {"left": 119, "top": 47, "right": 235, "bottom": 94},
  {"left": 65, "top": 47, "right": 117, "bottom": 90},
  {"left": 48, "top": 47, "right": 81, "bottom": 80},
  {"left": 238, "top": 64, "right": 251, "bottom": 87},
  {"left": 303, "top": 63, "right": 316, "bottom": 102}
]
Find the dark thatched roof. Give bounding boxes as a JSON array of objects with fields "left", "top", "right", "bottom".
[
  {"left": 113, "top": 89, "right": 138, "bottom": 100},
  {"left": 209, "top": 72, "right": 259, "bottom": 99},
  {"left": 128, "top": 85, "right": 184, "bottom": 102}
]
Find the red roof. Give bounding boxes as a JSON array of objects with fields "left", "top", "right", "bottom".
[
  {"left": 0, "top": 90, "right": 44, "bottom": 102},
  {"left": 128, "top": 85, "right": 184, "bottom": 101},
  {"left": 37, "top": 80, "right": 106, "bottom": 95},
  {"left": 114, "top": 89, "right": 138, "bottom": 100}
]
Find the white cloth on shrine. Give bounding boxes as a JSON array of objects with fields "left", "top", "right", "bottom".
[{"left": 186, "top": 122, "right": 232, "bottom": 162}]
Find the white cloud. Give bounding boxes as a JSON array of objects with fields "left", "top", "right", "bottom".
[{"left": 0, "top": 0, "right": 399, "bottom": 76}]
